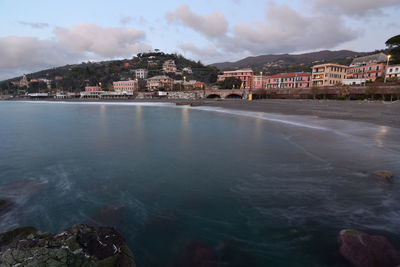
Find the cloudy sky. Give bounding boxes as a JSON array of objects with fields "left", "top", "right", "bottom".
[{"left": 1, "top": 0, "right": 399, "bottom": 80}]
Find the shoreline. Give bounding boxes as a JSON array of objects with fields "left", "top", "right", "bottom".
[{"left": 3, "top": 98, "right": 400, "bottom": 129}]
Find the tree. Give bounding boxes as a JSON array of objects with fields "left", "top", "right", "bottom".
[
  {"left": 28, "top": 81, "right": 48, "bottom": 93},
  {"left": 386, "top": 34, "right": 400, "bottom": 64},
  {"left": 220, "top": 77, "right": 242, "bottom": 89}
]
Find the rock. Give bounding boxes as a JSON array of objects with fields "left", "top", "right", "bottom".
[
  {"left": 373, "top": 170, "right": 394, "bottom": 183},
  {"left": 0, "top": 199, "right": 14, "bottom": 214},
  {"left": 338, "top": 229, "right": 400, "bottom": 267},
  {"left": 0, "top": 224, "right": 136, "bottom": 267}
]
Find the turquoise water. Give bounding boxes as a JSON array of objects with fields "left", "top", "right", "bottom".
[{"left": 1, "top": 101, "right": 400, "bottom": 267}]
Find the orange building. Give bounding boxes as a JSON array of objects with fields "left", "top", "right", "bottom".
[{"left": 218, "top": 69, "right": 254, "bottom": 89}]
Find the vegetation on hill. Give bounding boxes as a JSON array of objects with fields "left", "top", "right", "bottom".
[
  {"left": 211, "top": 50, "right": 372, "bottom": 74},
  {"left": 0, "top": 52, "right": 219, "bottom": 93},
  {"left": 386, "top": 34, "right": 400, "bottom": 64}
]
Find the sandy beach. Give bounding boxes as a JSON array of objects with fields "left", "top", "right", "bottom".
[{"left": 206, "top": 99, "right": 400, "bottom": 129}]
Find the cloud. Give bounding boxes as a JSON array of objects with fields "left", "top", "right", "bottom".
[
  {"left": 17, "top": 21, "right": 49, "bottom": 29},
  {"left": 0, "top": 23, "right": 151, "bottom": 80},
  {"left": 120, "top": 16, "right": 134, "bottom": 25},
  {"left": 225, "top": 4, "right": 357, "bottom": 54},
  {"left": 53, "top": 23, "right": 150, "bottom": 58},
  {"left": 174, "top": 4, "right": 357, "bottom": 62},
  {"left": 309, "top": 0, "right": 400, "bottom": 16},
  {"left": 166, "top": 4, "right": 228, "bottom": 38}
]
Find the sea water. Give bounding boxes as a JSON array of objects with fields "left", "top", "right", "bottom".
[{"left": 0, "top": 101, "right": 399, "bottom": 267}]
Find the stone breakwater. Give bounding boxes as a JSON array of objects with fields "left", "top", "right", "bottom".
[{"left": 0, "top": 224, "right": 135, "bottom": 266}]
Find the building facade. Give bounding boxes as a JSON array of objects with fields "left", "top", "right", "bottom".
[
  {"left": 252, "top": 75, "right": 267, "bottom": 90},
  {"left": 346, "top": 53, "right": 388, "bottom": 82},
  {"left": 85, "top": 86, "right": 101, "bottom": 92},
  {"left": 218, "top": 69, "right": 254, "bottom": 89},
  {"left": 311, "top": 64, "right": 348, "bottom": 87},
  {"left": 135, "top": 69, "right": 148, "bottom": 79},
  {"left": 266, "top": 72, "right": 311, "bottom": 89},
  {"left": 113, "top": 80, "right": 138, "bottom": 93},
  {"left": 386, "top": 65, "right": 400, "bottom": 79},
  {"left": 163, "top": 60, "right": 177, "bottom": 73},
  {"left": 346, "top": 63, "right": 386, "bottom": 82},
  {"left": 147, "top": 75, "right": 174, "bottom": 91}
]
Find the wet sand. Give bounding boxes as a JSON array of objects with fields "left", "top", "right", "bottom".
[{"left": 205, "top": 99, "right": 400, "bottom": 129}]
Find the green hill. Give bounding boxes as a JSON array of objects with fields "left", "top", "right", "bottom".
[{"left": 0, "top": 52, "right": 219, "bottom": 93}]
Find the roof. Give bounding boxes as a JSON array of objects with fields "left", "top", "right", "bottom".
[
  {"left": 350, "top": 53, "right": 388, "bottom": 66},
  {"left": 223, "top": 69, "right": 253, "bottom": 73},
  {"left": 268, "top": 72, "right": 311, "bottom": 79},
  {"left": 148, "top": 75, "right": 173, "bottom": 80},
  {"left": 312, "top": 63, "right": 349, "bottom": 68}
]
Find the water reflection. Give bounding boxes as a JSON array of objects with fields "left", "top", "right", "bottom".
[
  {"left": 374, "top": 126, "right": 389, "bottom": 148},
  {"left": 134, "top": 105, "right": 144, "bottom": 141},
  {"left": 180, "top": 107, "right": 190, "bottom": 145}
]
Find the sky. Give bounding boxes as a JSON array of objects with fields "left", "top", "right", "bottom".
[{"left": 0, "top": 0, "right": 399, "bottom": 80}]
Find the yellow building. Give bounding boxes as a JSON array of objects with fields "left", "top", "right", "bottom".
[{"left": 311, "top": 64, "right": 348, "bottom": 87}]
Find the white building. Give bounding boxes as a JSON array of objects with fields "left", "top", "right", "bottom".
[
  {"left": 341, "top": 79, "right": 367, "bottom": 86},
  {"left": 182, "top": 67, "right": 193, "bottom": 74},
  {"left": 386, "top": 65, "right": 400, "bottom": 79},
  {"left": 135, "top": 69, "right": 148, "bottom": 79}
]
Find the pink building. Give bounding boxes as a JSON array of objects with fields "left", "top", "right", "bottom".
[
  {"left": 113, "top": 80, "right": 138, "bottom": 93},
  {"left": 253, "top": 75, "right": 267, "bottom": 89},
  {"left": 218, "top": 69, "right": 254, "bottom": 89},
  {"left": 85, "top": 86, "right": 101, "bottom": 92},
  {"left": 346, "top": 53, "right": 388, "bottom": 82},
  {"left": 346, "top": 63, "right": 386, "bottom": 81},
  {"left": 266, "top": 72, "right": 311, "bottom": 89}
]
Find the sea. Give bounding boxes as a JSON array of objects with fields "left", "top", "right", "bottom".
[{"left": 0, "top": 101, "right": 399, "bottom": 267}]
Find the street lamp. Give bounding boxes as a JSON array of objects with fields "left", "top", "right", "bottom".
[
  {"left": 260, "top": 71, "right": 263, "bottom": 89},
  {"left": 384, "top": 55, "right": 391, "bottom": 83}
]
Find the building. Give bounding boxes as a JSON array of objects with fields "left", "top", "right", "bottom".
[
  {"left": 252, "top": 75, "right": 267, "bottom": 90},
  {"left": 85, "top": 86, "right": 101, "bottom": 92},
  {"left": 342, "top": 79, "right": 367, "bottom": 86},
  {"left": 350, "top": 53, "right": 388, "bottom": 67},
  {"left": 265, "top": 72, "right": 311, "bottom": 89},
  {"left": 182, "top": 67, "right": 193, "bottom": 74},
  {"left": 113, "top": 80, "right": 138, "bottom": 93},
  {"left": 174, "top": 80, "right": 205, "bottom": 90},
  {"left": 311, "top": 64, "right": 348, "bottom": 87},
  {"left": 218, "top": 69, "right": 254, "bottom": 89},
  {"left": 147, "top": 75, "right": 174, "bottom": 91},
  {"left": 386, "top": 65, "right": 400, "bottom": 80},
  {"left": 346, "top": 53, "right": 388, "bottom": 82},
  {"left": 163, "top": 60, "right": 177, "bottom": 73},
  {"left": 135, "top": 69, "right": 148, "bottom": 79},
  {"left": 19, "top": 75, "right": 29, "bottom": 87}
]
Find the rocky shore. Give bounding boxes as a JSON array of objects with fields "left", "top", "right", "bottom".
[{"left": 0, "top": 224, "right": 135, "bottom": 266}]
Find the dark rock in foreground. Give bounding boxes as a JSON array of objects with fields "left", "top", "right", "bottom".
[
  {"left": 0, "top": 224, "right": 135, "bottom": 266},
  {"left": 338, "top": 229, "right": 400, "bottom": 267}
]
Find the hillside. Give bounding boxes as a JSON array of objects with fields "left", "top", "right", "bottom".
[
  {"left": 212, "top": 50, "right": 372, "bottom": 74},
  {"left": 0, "top": 52, "right": 219, "bottom": 93}
]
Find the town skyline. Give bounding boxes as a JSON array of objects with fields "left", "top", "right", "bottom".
[{"left": 1, "top": 0, "right": 400, "bottom": 80}]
